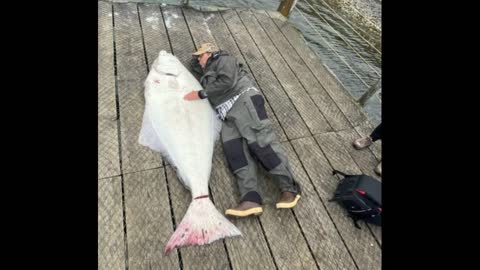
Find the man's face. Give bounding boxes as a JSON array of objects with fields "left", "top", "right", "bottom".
[{"left": 198, "top": 52, "right": 211, "bottom": 68}]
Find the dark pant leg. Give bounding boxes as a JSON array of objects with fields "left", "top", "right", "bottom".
[
  {"left": 221, "top": 117, "right": 262, "bottom": 204},
  {"left": 370, "top": 123, "right": 382, "bottom": 142},
  {"left": 229, "top": 91, "right": 301, "bottom": 195}
]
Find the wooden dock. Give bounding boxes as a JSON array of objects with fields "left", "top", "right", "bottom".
[{"left": 98, "top": 2, "right": 382, "bottom": 269}]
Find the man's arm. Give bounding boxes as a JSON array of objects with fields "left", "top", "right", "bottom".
[
  {"left": 185, "top": 57, "right": 207, "bottom": 100},
  {"left": 201, "top": 57, "right": 236, "bottom": 98},
  {"left": 190, "top": 57, "right": 203, "bottom": 80}
]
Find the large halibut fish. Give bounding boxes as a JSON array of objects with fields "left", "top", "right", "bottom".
[{"left": 139, "top": 50, "right": 241, "bottom": 254}]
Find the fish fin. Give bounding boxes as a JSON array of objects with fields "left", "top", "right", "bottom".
[
  {"left": 138, "top": 109, "right": 169, "bottom": 155},
  {"left": 139, "top": 108, "right": 184, "bottom": 184},
  {"left": 163, "top": 198, "right": 241, "bottom": 254}
]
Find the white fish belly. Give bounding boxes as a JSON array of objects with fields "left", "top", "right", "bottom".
[{"left": 139, "top": 51, "right": 219, "bottom": 195}]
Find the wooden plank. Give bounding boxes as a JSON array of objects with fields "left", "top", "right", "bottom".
[
  {"left": 256, "top": 158, "right": 318, "bottom": 270},
  {"left": 181, "top": 8, "right": 214, "bottom": 48},
  {"left": 267, "top": 11, "right": 367, "bottom": 127},
  {"left": 354, "top": 121, "right": 382, "bottom": 161},
  {"left": 291, "top": 137, "right": 381, "bottom": 270},
  {"left": 252, "top": 10, "right": 352, "bottom": 132},
  {"left": 313, "top": 132, "right": 381, "bottom": 248},
  {"left": 138, "top": 3, "right": 171, "bottom": 66},
  {"left": 98, "top": 1, "right": 121, "bottom": 179},
  {"left": 165, "top": 166, "right": 231, "bottom": 269},
  {"left": 190, "top": 10, "right": 287, "bottom": 142},
  {"left": 114, "top": 3, "right": 163, "bottom": 173},
  {"left": 114, "top": 3, "right": 147, "bottom": 81},
  {"left": 123, "top": 169, "right": 180, "bottom": 269},
  {"left": 98, "top": 176, "right": 126, "bottom": 270},
  {"left": 278, "top": 0, "right": 298, "bottom": 17},
  {"left": 237, "top": 9, "right": 332, "bottom": 135},
  {"left": 314, "top": 132, "right": 363, "bottom": 175},
  {"left": 278, "top": 142, "right": 357, "bottom": 269},
  {"left": 161, "top": 6, "right": 196, "bottom": 67},
  {"left": 221, "top": 9, "right": 310, "bottom": 140},
  {"left": 209, "top": 142, "right": 277, "bottom": 270}
]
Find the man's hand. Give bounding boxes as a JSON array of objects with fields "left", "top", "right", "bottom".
[{"left": 183, "top": 90, "right": 200, "bottom": 101}]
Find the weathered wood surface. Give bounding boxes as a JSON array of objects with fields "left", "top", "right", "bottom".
[
  {"left": 98, "top": 1, "right": 121, "bottom": 179},
  {"left": 113, "top": 3, "right": 163, "bottom": 174},
  {"left": 123, "top": 169, "right": 180, "bottom": 269},
  {"left": 98, "top": 176, "right": 126, "bottom": 270}
]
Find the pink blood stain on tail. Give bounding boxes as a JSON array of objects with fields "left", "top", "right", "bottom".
[{"left": 163, "top": 225, "right": 224, "bottom": 254}]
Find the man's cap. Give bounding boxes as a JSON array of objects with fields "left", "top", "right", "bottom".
[{"left": 192, "top": 43, "right": 218, "bottom": 56}]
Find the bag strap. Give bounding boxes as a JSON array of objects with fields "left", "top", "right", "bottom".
[
  {"left": 348, "top": 214, "right": 362, "bottom": 229},
  {"left": 332, "top": 169, "right": 351, "bottom": 178}
]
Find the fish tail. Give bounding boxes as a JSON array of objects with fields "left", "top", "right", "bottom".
[{"left": 163, "top": 197, "right": 242, "bottom": 254}]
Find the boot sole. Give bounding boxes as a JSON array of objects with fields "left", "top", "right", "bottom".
[
  {"left": 225, "top": 207, "right": 263, "bottom": 217},
  {"left": 276, "top": 195, "right": 301, "bottom": 209},
  {"left": 353, "top": 144, "right": 370, "bottom": 150}
]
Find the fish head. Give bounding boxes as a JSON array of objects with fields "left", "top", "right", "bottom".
[
  {"left": 145, "top": 51, "right": 182, "bottom": 92},
  {"left": 153, "top": 50, "right": 181, "bottom": 77}
]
